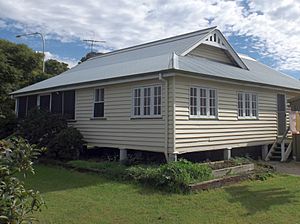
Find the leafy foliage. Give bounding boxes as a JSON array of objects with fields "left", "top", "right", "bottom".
[
  {"left": 127, "top": 160, "right": 213, "bottom": 192},
  {"left": 45, "top": 59, "right": 68, "bottom": 76},
  {"left": 47, "top": 127, "right": 85, "bottom": 160},
  {"left": 17, "top": 108, "right": 67, "bottom": 147},
  {"left": 68, "top": 159, "right": 213, "bottom": 193},
  {"left": 17, "top": 109, "right": 85, "bottom": 160},
  {"left": 0, "top": 137, "right": 45, "bottom": 223},
  {"left": 0, "top": 39, "right": 70, "bottom": 138}
]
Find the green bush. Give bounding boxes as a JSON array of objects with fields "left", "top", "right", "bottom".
[
  {"left": 0, "top": 111, "right": 17, "bottom": 139},
  {"left": 17, "top": 109, "right": 85, "bottom": 161},
  {"left": 0, "top": 137, "right": 45, "bottom": 223},
  {"left": 17, "top": 108, "right": 67, "bottom": 147},
  {"left": 127, "top": 159, "right": 213, "bottom": 193},
  {"left": 47, "top": 127, "right": 85, "bottom": 160},
  {"left": 67, "top": 159, "right": 212, "bottom": 193}
]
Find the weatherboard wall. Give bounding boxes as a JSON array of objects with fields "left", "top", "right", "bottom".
[
  {"left": 188, "top": 44, "right": 235, "bottom": 65},
  {"left": 72, "top": 78, "right": 174, "bottom": 153},
  {"left": 173, "top": 75, "right": 295, "bottom": 154}
]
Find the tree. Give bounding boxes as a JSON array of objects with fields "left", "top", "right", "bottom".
[
  {"left": 0, "top": 39, "right": 69, "bottom": 138},
  {"left": 0, "top": 137, "right": 45, "bottom": 223},
  {"left": 0, "top": 39, "right": 44, "bottom": 137},
  {"left": 45, "top": 59, "right": 69, "bottom": 76}
]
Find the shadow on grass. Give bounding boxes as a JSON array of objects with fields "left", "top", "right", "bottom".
[
  {"left": 225, "top": 185, "right": 298, "bottom": 216},
  {"left": 21, "top": 164, "right": 118, "bottom": 193}
]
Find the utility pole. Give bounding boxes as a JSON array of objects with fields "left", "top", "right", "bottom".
[{"left": 83, "top": 39, "right": 105, "bottom": 52}]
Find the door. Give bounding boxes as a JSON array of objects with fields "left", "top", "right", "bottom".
[{"left": 277, "top": 94, "right": 286, "bottom": 136}]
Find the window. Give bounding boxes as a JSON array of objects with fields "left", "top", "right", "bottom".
[
  {"left": 51, "top": 91, "right": 75, "bottom": 119},
  {"left": 27, "top": 95, "right": 37, "bottom": 112},
  {"left": 154, "top": 86, "right": 161, "bottom": 115},
  {"left": 51, "top": 92, "right": 63, "bottom": 114},
  {"left": 237, "top": 92, "right": 258, "bottom": 118},
  {"left": 190, "top": 88, "right": 197, "bottom": 116},
  {"left": 133, "top": 88, "right": 141, "bottom": 116},
  {"left": 17, "top": 96, "right": 27, "bottom": 118},
  {"left": 63, "top": 91, "right": 75, "bottom": 119},
  {"left": 133, "top": 85, "right": 162, "bottom": 117},
  {"left": 94, "top": 88, "right": 104, "bottom": 117},
  {"left": 16, "top": 95, "right": 38, "bottom": 118},
  {"left": 40, "top": 95, "right": 51, "bottom": 111},
  {"left": 189, "top": 87, "right": 217, "bottom": 118}
]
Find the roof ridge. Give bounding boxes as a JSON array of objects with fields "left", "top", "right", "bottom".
[{"left": 87, "top": 26, "right": 217, "bottom": 61}]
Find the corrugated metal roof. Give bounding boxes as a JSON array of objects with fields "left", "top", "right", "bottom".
[
  {"left": 178, "top": 55, "right": 300, "bottom": 90},
  {"left": 12, "top": 27, "right": 300, "bottom": 95}
]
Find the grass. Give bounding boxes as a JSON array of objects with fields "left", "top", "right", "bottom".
[{"left": 23, "top": 164, "right": 300, "bottom": 224}]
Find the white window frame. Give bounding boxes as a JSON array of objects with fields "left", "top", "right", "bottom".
[
  {"left": 237, "top": 92, "right": 258, "bottom": 119},
  {"left": 131, "top": 85, "right": 162, "bottom": 118},
  {"left": 189, "top": 86, "right": 218, "bottom": 119},
  {"left": 93, "top": 88, "right": 105, "bottom": 118}
]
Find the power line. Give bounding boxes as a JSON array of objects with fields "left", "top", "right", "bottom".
[{"left": 83, "top": 39, "right": 105, "bottom": 52}]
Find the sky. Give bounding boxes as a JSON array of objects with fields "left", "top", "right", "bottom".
[{"left": 0, "top": 0, "right": 300, "bottom": 78}]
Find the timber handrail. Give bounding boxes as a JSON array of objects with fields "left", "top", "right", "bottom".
[
  {"left": 265, "top": 126, "right": 290, "bottom": 161},
  {"left": 278, "top": 126, "right": 290, "bottom": 144}
]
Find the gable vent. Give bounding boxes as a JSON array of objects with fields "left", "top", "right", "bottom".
[{"left": 205, "top": 32, "right": 226, "bottom": 49}]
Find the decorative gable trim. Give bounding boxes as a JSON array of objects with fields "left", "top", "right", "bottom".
[
  {"left": 181, "top": 29, "right": 248, "bottom": 70},
  {"left": 204, "top": 32, "right": 227, "bottom": 49}
]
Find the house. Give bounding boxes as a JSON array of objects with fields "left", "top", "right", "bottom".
[{"left": 11, "top": 26, "right": 300, "bottom": 162}]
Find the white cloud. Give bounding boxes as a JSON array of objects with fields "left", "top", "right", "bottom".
[
  {"left": 44, "top": 51, "right": 77, "bottom": 68},
  {"left": 0, "top": 0, "right": 300, "bottom": 72}
]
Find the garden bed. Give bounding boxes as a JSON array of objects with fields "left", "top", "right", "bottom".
[{"left": 189, "top": 173, "right": 252, "bottom": 191}]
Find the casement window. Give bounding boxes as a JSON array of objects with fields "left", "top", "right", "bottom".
[
  {"left": 40, "top": 95, "right": 51, "bottom": 111},
  {"left": 190, "top": 87, "right": 217, "bottom": 118},
  {"left": 51, "top": 90, "right": 75, "bottom": 119},
  {"left": 94, "top": 88, "right": 104, "bottom": 118},
  {"left": 17, "top": 96, "right": 28, "bottom": 118},
  {"left": 27, "top": 95, "right": 38, "bottom": 113},
  {"left": 63, "top": 90, "right": 75, "bottom": 119},
  {"left": 132, "top": 85, "right": 162, "bottom": 117},
  {"left": 16, "top": 95, "right": 38, "bottom": 118},
  {"left": 237, "top": 92, "right": 258, "bottom": 118}
]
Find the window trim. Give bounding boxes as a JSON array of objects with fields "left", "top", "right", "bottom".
[
  {"left": 93, "top": 88, "right": 105, "bottom": 118},
  {"left": 237, "top": 91, "right": 259, "bottom": 119},
  {"left": 131, "top": 84, "right": 163, "bottom": 119},
  {"left": 38, "top": 93, "right": 51, "bottom": 112},
  {"left": 189, "top": 86, "right": 218, "bottom": 119}
]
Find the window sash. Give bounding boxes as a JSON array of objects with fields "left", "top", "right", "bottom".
[
  {"left": 190, "top": 87, "right": 217, "bottom": 118},
  {"left": 132, "top": 85, "right": 162, "bottom": 117},
  {"left": 237, "top": 92, "right": 258, "bottom": 118},
  {"left": 94, "top": 88, "right": 104, "bottom": 117}
]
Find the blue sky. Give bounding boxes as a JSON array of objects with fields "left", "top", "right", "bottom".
[{"left": 0, "top": 0, "right": 300, "bottom": 78}]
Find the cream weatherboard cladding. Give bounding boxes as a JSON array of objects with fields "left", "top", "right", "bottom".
[
  {"left": 173, "top": 75, "right": 295, "bottom": 154},
  {"left": 72, "top": 78, "right": 174, "bottom": 153},
  {"left": 188, "top": 44, "right": 235, "bottom": 65}
]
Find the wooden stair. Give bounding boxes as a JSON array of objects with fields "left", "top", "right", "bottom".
[{"left": 265, "top": 127, "right": 293, "bottom": 162}]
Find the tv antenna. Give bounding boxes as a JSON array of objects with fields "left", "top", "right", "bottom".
[{"left": 83, "top": 39, "right": 105, "bottom": 52}]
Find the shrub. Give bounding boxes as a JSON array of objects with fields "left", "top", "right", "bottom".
[
  {"left": 47, "top": 127, "right": 85, "bottom": 160},
  {"left": 0, "top": 137, "right": 45, "bottom": 223},
  {"left": 67, "top": 159, "right": 212, "bottom": 193},
  {"left": 127, "top": 159, "right": 213, "bottom": 193},
  {"left": 0, "top": 111, "right": 17, "bottom": 139},
  {"left": 17, "top": 109, "right": 85, "bottom": 161},
  {"left": 17, "top": 108, "right": 67, "bottom": 147}
]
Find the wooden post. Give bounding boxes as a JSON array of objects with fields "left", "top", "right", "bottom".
[{"left": 261, "top": 145, "right": 268, "bottom": 160}]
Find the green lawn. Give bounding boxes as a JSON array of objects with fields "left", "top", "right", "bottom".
[{"left": 25, "top": 165, "right": 300, "bottom": 224}]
